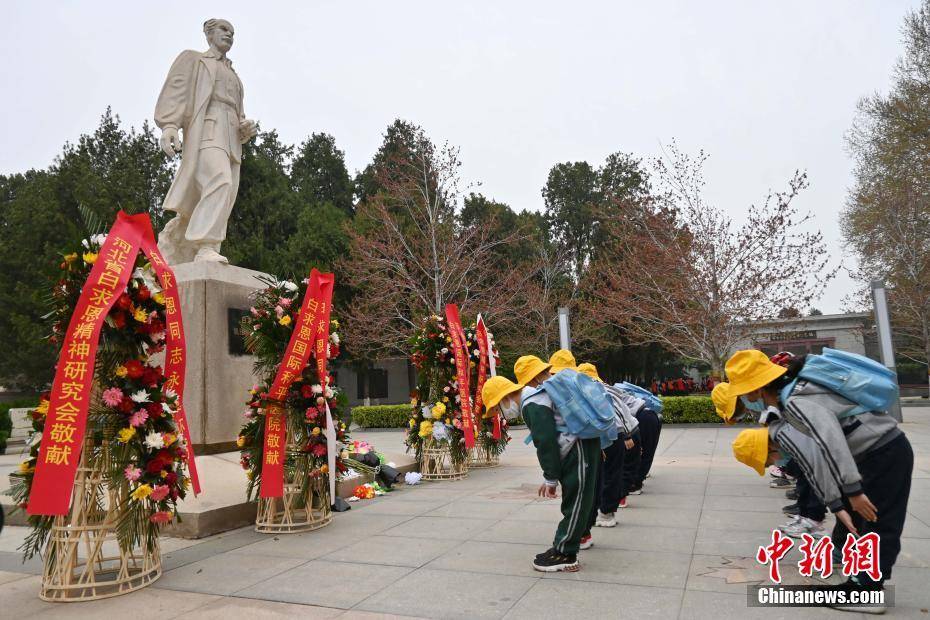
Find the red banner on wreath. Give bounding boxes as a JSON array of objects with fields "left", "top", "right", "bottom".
[
  {"left": 260, "top": 269, "right": 334, "bottom": 499},
  {"left": 474, "top": 315, "right": 501, "bottom": 440},
  {"left": 29, "top": 211, "right": 199, "bottom": 514},
  {"left": 445, "top": 304, "right": 475, "bottom": 449}
]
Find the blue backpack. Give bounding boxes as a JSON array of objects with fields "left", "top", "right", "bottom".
[
  {"left": 541, "top": 369, "right": 618, "bottom": 448},
  {"left": 779, "top": 348, "right": 899, "bottom": 418},
  {"left": 614, "top": 381, "right": 664, "bottom": 414}
]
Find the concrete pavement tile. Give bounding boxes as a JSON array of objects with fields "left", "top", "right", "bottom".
[
  {"left": 500, "top": 502, "right": 564, "bottom": 522},
  {"left": 701, "top": 494, "right": 787, "bottom": 514},
  {"left": 0, "top": 526, "right": 31, "bottom": 552},
  {"left": 896, "top": 537, "right": 930, "bottom": 568},
  {"left": 352, "top": 499, "right": 450, "bottom": 516},
  {"left": 502, "top": 579, "right": 681, "bottom": 619},
  {"left": 0, "top": 575, "right": 50, "bottom": 616},
  {"left": 636, "top": 481, "right": 707, "bottom": 496},
  {"left": 0, "top": 569, "right": 31, "bottom": 585},
  {"left": 0, "top": 550, "right": 43, "bottom": 575},
  {"left": 885, "top": 565, "right": 930, "bottom": 613},
  {"left": 903, "top": 515, "right": 930, "bottom": 539},
  {"left": 340, "top": 611, "right": 427, "bottom": 620},
  {"left": 706, "top": 482, "right": 783, "bottom": 497},
  {"left": 684, "top": 553, "right": 819, "bottom": 595},
  {"left": 322, "top": 535, "right": 461, "bottom": 568},
  {"left": 472, "top": 519, "right": 563, "bottom": 546},
  {"left": 678, "top": 589, "right": 864, "bottom": 619},
  {"left": 188, "top": 596, "right": 345, "bottom": 618},
  {"left": 381, "top": 516, "right": 496, "bottom": 540},
  {"left": 354, "top": 567, "right": 536, "bottom": 619},
  {"left": 698, "top": 509, "right": 790, "bottom": 532},
  {"left": 389, "top": 488, "right": 471, "bottom": 502},
  {"left": 227, "top": 531, "right": 361, "bottom": 560},
  {"left": 158, "top": 550, "right": 305, "bottom": 595},
  {"left": 577, "top": 523, "right": 697, "bottom": 554},
  {"left": 613, "top": 506, "right": 702, "bottom": 529},
  {"left": 324, "top": 513, "right": 416, "bottom": 537},
  {"left": 620, "top": 491, "right": 704, "bottom": 510},
  {"left": 694, "top": 526, "right": 773, "bottom": 557},
  {"left": 425, "top": 500, "right": 524, "bottom": 520},
  {"left": 236, "top": 560, "right": 411, "bottom": 608},
  {"left": 162, "top": 525, "right": 267, "bottom": 570}
]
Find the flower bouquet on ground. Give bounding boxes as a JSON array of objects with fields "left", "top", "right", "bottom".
[
  {"left": 8, "top": 232, "right": 193, "bottom": 561},
  {"left": 236, "top": 276, "right": 349, "bottom": 503}
]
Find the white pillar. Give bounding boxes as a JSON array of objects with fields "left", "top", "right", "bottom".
[
  {"left": 558, "top": 307, "right": 571, "bottom": 351},
  {"left": 870, "top": 279, "right": 902, "bottom": 422}
]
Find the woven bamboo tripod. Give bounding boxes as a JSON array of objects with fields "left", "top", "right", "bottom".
[
  {"left": 40, "top": 440, "right": 161, "bottom": 602},
  {"left": 468, "top": 441, "right": 501, "bottom": 468},
  {"left": 255, "top": 422, "right": 332, "bottom": 534},
  {"left": 420, "top": 437, "right": 468, "bottom": 480}
]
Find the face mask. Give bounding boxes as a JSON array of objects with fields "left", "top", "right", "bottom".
[
  {"left": 499, "top": 398, "right": 521, "bottom": 421},
  {"left": 740, "top": 395, "right": 766, "bottom": 413}
]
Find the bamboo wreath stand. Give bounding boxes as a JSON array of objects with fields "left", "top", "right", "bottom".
[
  {"left": 255, "top": 419, "right": 333, "bottom": 534},
  {"left": 468, "top": 439, "right": 501, "bottom": 469},
  {"left": 420, "top": 437, "right": 468, "bottom": 481},
  {"left": 40, "top": 439, "right": 161, "bottom": 602}
]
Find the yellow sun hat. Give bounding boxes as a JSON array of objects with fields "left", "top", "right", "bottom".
[
  {"left": 711, "top": 382, "right": 737, "bottom": 421},
  {"left": 549, "top": 349, "right": 577, "bottom": 373},
  {"left": 731, "top": 427, "right": 770, "bottom": 476},
  {"left": 576, "top": 362, "right": 601, "bottom": 381},
  {"left": 481, "top": 376, "right": 523, "bottom": 414},
  {"left": 725, "top": 350, "right": 787, "bottom": 396},
  {"left": 514, "top": 355, "right": 552, "bottom": 386}
]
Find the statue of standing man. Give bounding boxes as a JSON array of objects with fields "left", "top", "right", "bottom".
[{"left": 155, "top": 19, "right": 257, "bottom": 264}]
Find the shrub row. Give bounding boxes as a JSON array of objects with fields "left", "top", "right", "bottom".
[
  {"left": 349, "top": 396, "right": 719, "bottom": 428},
  {"left": 350, "top": 404, "right": 411, "bottom": 428},
  {"left": 659, "top": 395, "right": 719, "bottom": 424}
]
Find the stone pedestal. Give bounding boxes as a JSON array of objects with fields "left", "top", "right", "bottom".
[{"left": 173, "top": 261, "right": 268, "bottom": 453}]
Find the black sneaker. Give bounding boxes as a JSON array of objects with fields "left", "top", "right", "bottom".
[
  {"left": 782, "top": 502, "right": 800, "bottom": 516},
  {"left": 532, "top": 547, "right": 579, "bottom": 572},
  {"left": 770, "top": 477, "right": 795, "bottom": 489},
  {"left": 785, "top": 488, "right": 799, "bottom": 501}
]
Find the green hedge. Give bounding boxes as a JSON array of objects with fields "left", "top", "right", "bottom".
[
  {"left": 0, "top": 397, "right": 36, "bottom": 435},
  {"left": 351, "top": 404, "right": 411, "bottom": 428},
  {"left": 660, "top": 396, "right": 719, "bottom": 424}
]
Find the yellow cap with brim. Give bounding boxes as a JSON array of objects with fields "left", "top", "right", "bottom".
[
  {"left": 576, "top": 363, "right": 601, "bottom": 381},
  {"left": 481, "top": 376, "right": 523, "bottom": 415},
  {"left": 725, "top": 350, "right": 787, "bottom": 396},
  {"left": 549, "top": 349, "right": 577, "bottom": 373},
  {"left": 732, "top": 427, "right": 769, "bottom": 476},
  {"left": 514, "top": 355, "right": 552, "bottom": 386},
  {"left": 712, "top": 382, "right": 737, "bottom": 421}
]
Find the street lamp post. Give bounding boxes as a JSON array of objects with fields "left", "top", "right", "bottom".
[
  {"left": 871, "top": 279, "right": 903, "bottom": 422},
  {"left": 558, "top": 307, "right": 571, "bottom": 351}
]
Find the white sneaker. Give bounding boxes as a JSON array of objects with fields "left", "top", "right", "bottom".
[
  {"left": 782, "top": 516, "right": 825, "bottom": 539},
  {"left": 595, "top": 511, "right": 617, "bottom": 528},
  {"left": 769, "top": 466, "right": 785, "bottom": 479}
]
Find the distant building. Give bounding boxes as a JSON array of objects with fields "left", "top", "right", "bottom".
[
  {"left": 733, "top": 312, "right": 878, "bottom": 360},
  {"left": 334, "top": 358, "right": 415, "bottom": 407}
]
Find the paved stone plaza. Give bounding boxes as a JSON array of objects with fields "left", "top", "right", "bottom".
[{"left": 1, "top": 410, "right": 928, "bottom": 619}]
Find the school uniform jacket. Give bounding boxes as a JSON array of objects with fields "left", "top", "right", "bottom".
[
  {"left": 603, "top": 384, "right": 641, "bottom": 440},
  {"left": 521, "top": 387, "right": 576, "bottom": 486},
  {"left": 776, "top": 380, "right": 902, "bottom": 512}
]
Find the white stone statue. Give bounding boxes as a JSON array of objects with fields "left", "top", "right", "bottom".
[{"left": 155, "top": 18, "right": 257, "bottom": 265}]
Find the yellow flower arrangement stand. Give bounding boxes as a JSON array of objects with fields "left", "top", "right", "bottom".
[
  {"left": 255, "top": 424, "right": 333, "bottom": 534},
  {"left": 40, "top": 440, "right": 161, "bottom": 602},
  {"left": 420, "top": 437, "right": 468, "bottom": 481}
]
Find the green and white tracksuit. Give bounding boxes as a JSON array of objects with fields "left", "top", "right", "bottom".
[{"left": 521, "top": 386, "right": 600, "bottom": 555}]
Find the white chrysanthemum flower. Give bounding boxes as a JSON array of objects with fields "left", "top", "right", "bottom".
[
  {"left": 144, "top": 431, "right": 165, "bottom": 450},
  {"left": 92, "top": 233, "right": 107, "bottom": 246},
  {"left": 130, "top": 389, "right": 150, "bottom": 403},
  {"left": 311, "top": 384, "right": 324, "bottom": 395},
  {"left": 282, "top": 281, "right": 298, "bottom": 292},
  {"left": 440, "top": 347, "right": 448, "bottom": 354},
  {"left": 324, "top": 388, "right": 334, "bottom": 399},
  {"left": 164, "top": 389, "right": 177, "bottom": 399},
  {"left": 330, "top": 333, "right": 340, "bottom": 345},
  {"left": 162, "top": 402, "right": 173, "bottom": 413}
]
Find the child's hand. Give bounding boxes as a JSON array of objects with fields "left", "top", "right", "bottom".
[
  {"left": 624, "top": 438, "right": 634, "bottom": 450},
  {"left": 538, "top": 483, "right": 558, "bottom": 498},
  {"left": 850, "top": 493, "right": 878, "bottom": 522},
  {"left": 835, "top": 509, "right": 859, "bottom": 536}
]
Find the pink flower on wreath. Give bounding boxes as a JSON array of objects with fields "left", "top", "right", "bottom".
[
  {"left": 149, "top": 484, "right": 170, "bottom": 502},
  {"left": 129, "top": 409, "right": 149, "bottom": 427},
  {"left": 305, "top": 408, "right": 319, "bottom": 422},
  {"left": 310, "top": 443, "right": 327, "bottom": 457},
  {"left": 453, "top": 419, "right": 462, "bottom": 429},
  {"left": 275, "top": 305, "right": 285, "bottom": 319},
  {"left": 124, "top": 464, "right": 142, "bottom": 482},
  {"left": 149, "top": 511, "right": 173, "bottom": 524},
  {"left": 278, "top": 297, "right": 292, "bottom": 308},
  {"left": 102, "top": 387, "right": 124, "bottom": 408}
]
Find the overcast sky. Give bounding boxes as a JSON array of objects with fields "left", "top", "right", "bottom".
[{"left": 1, "top": 1, "right": 918, "bottom": 312}]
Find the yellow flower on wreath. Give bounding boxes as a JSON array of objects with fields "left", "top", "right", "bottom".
[
  {"left": 64, "top": 252, "right": 78, "bottom": 264},
  {"left": 279, "top": 315, "right": 292, "bottom": 326},
  {"left": 236, "top": 435, "right": 246, "bottom": 448},
  {"left": 320, "top": 464, "right": 329, "bottom": 475},
  {"left": 36, "top": 399, "right": 49, "bottom": 415},
  {"left": 130, "top": 484, "right": 153, "bottom": 501},
  {"left": 18, "top": 460, "right": 34, "bottom": 474},
  {"left": 408, "top": 418, "right": 416, "bottom": 429},
  {"left": 115, "top": 365, "right": 128, "bottom": 378},
  {"left": 163, "top": 432, "right": 177, "bottom": 447},
  {"left": 418, "top": 420, "right": 433, "bottom": 438},
  {"left": 117, "top": 427, "right": 136, "bottom": 443},
  {"left": 442, "top": 396, "right": 449, "bottom": 403},
  {"left": 152, "top": 292, "right": 166, "bottom": 306},
  {"left": 82, "top": 251, "right": 98, "bottom": 265},
  {"left": 133, "top": 307, "right": 149, "bottom": 323},
  {"left": 312, "top": 426, "right": 321, "bottom": 436},
  {"left": 431, "top": 401, "right": 446, "bottom": 419}
]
